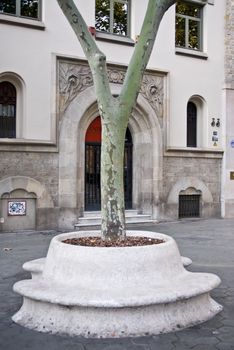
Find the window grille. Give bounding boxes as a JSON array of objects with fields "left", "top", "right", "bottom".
[
  {"left": 85, "top": 117, "right": 133, "bottom": 210},
  {"left": 179, "top": 194, "right": 200, "bottom": 218}
]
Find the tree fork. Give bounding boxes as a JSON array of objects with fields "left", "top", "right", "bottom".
[{"left": 56, "top": 0, "right": 176, "bottom": 240}]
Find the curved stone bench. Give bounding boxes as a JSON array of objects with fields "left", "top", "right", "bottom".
[
  {"left": 12, "top": 230, "right": 222, "bottom": 338},
  {"left": 22, "top": 254, "right": 192, "bottom": 280},
  {"left": 23, "top": 258, "right": 45, "bottom": 279}
]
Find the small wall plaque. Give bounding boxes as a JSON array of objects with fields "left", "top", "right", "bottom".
[
  {"left": 230, "top": 172, "right": 234, "bottom": 180},
  {"left": 8, "top": 201, "right": 26, "bottom": 216}
]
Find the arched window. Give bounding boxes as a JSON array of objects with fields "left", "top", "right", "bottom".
[
  {"left": 0, "top": 82, "right": 16, "bottom": 138},
  {"left": 187, "top": 101, "right": 197, "bottom": 147}
]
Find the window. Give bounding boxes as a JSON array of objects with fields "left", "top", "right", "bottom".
[
  {"left": 179, "top": 194, "right": 201, "bottom": 218},
  {"left": 0, "top": 81, "right": 16, "bottom": 138},
  {"left": 0, "top": 0, "right": 41, "bottom": 20},
  {"left": 187, "top": 101, "right": 197, "bottom": 147},
  {"left": 176, "top": 1, "right": 203, "bottom": 51},
  {"left": 95, "top": 0, "right": 130, "bottom": 37}
]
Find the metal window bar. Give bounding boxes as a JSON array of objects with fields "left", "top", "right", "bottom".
[
  {"left": 85, "top": 132, "right": 133, "bottom": 211},
  {"left": 179, "top": 194, "right": 200, "bottom": 218}
]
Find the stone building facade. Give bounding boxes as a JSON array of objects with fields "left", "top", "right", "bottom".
[
  {"left": 224, "top": 0, "right": 234, "bottom": 217},
  {"left": 0, "top": 0, "right": 229, "bottom": 231}
]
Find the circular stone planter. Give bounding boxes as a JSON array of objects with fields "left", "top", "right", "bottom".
[{"left": 12, "top": 230, "right": 222, "bottom": 338}]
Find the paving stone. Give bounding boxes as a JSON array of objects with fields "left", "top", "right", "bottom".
[
  {"left": 84, "top": 342, "right": 147, "bottom": 350},
  {"left": 175, "top": 332, "right": 219, "bottom": 348},
  {"left": 132, "top": 334, "right": 177, "bottom": 349},
  {"left": 192, "top": 345, "right": 219, "bottom": 350},
  {"left": 216, "top": 344, "right": 234, "bottom": 350},
  {"left": 0, "top": 219, "right": 234, "bottom": 350}
]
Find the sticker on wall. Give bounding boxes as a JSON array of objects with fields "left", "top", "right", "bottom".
[
  {"left": 8, "top": 201, "right": 26, "bottom": 216},
  {"left": 230, "top": 140, "right": 234, "bottom": 148}
]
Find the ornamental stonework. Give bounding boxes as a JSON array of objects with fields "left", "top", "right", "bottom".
[{"left": 58, "top": 60, "right": 164, "bottom": 120}]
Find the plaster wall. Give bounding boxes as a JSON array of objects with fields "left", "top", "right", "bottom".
[
  {"left": 0, "top": 0, "right": 227, "bottom": 228},
  {"left": 0, "top": 1, "right": 225, "bottom": 148}
]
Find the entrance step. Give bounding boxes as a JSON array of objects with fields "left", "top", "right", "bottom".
[{"left": 74, "top": 210, "right": 156, "bottom": 229}]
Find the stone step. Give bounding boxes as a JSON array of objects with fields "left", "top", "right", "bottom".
[
  {"left": 74, "top": 212, "right": 155, "bottom": 228},
  {"left": 83, "top": 210, "right": 138, "bottom": 218}
]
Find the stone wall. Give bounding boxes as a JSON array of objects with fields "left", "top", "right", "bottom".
[
  {"left": 0, "top": 152, "right": 59, "bottom": 230},
  {"left": 162, "top": 155, "right": 222, "bottom": 219},
  {"left": 0, "top": 152, "right": 59, "bottom": 205},
  {"left": 225, "top": 0, "right": 234, "bottom": 88}
]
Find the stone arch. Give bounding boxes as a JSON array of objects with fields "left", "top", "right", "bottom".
[
  {"left": 0, "top": 72, "right": 25, "bottom": 138},
  {"left": 167, "top": 177, "right": 213, "bottom": 204},
  {"left": 59, "top": 84, "right": 163, "bottom": 223},
  {"left": 0, "top": 176, "right": 54, "bottom": 208}
]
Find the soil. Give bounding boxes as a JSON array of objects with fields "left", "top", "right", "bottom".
[{"left": 62, "top": 236, "right": 165, "bottom": 247}]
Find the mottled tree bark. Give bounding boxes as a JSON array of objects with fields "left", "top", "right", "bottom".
[{"left": 56, "top": 0, "right": 176, "bottom": 240}]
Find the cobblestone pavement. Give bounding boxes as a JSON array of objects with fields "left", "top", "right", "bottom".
[{"left": 0, "top": 218, "right": 234, "bottom": 350}]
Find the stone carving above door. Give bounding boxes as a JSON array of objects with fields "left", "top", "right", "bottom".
[{"left": 58, "top": 59, "right": 166, "bottom": 121}]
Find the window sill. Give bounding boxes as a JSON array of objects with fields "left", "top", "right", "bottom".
[
  {"left": 0, "top": 13, "right": 45, "bottom": 30},
  {"left": 0, "top": 138, "right": 57, "bottom": 152},
  {"left": 164, "top": 147, "right": 223, "bottom": 158},
  {"left": 175, "top": 47, "right": 208, "bottom": 60},
  {"left": 95, "top": 31, "right": 135, "bottom": 46}
]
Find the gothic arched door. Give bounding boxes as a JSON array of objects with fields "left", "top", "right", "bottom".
[{"left": 85, "top": 116, "right": 133, "bottom": 211}]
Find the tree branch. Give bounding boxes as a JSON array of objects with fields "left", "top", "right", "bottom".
[
  {"left": 56, "top": 0, "right": 112, "bottom": 108},
  {"left": 119, "top": 0, "right": 176, "bottom": 118}
]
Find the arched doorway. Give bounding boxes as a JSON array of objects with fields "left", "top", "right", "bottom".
[{"left": 85, "top": 116, "right": 133, "bottom": 211}]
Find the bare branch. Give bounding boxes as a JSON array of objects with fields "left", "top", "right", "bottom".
[
  {"left": 119, "top": 0, "right": 176, "bottom": 117},
  {"left": 56, "top": 0, "right": 112, "bottom": 107}
]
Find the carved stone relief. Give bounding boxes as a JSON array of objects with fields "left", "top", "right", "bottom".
[{"left": 58, "top": 59, "right": 165, "bottom": 122}]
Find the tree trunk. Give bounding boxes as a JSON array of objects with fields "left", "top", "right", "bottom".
[
  {"left": 101, "top": 113, "right": 126, "bottom": 240},
  {"left": 56, "top": 0, "right": 176, "bottom": 241}
]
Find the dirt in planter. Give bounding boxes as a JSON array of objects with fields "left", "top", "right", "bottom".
[{"left": 62, "top": 236, "right": 165, "bottom": 247}]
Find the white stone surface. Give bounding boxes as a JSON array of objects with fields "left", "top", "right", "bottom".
[{"left": 12, "top": 231, "right": 222, "bottom": 337}]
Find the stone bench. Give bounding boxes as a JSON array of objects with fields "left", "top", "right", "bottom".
[
  {"left": 13, "top": 231, "right": 221, "bottom": 338},
  {"left": 23, "top": 256, "right": 192, "bottom": 280}
]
